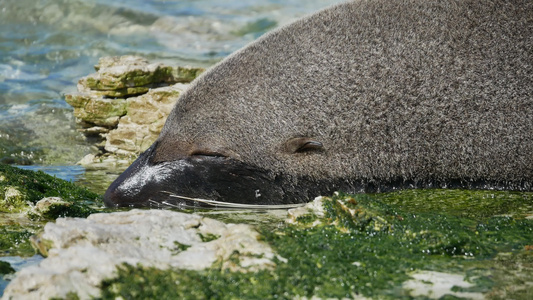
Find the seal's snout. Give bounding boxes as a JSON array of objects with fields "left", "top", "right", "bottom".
[
  {"left": 103, "top": 144, "right": 311, "bottom": 207},
  {"left": 103, "top": 157, "right": 153, "bottom": 207},
  {"left": 103, "top": 185, "right": 121, "bottom": 208},
  {"left": 103, "top": 144, "right": 168, "bottom": 207}
]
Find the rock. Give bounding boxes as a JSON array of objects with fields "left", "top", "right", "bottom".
[
  {"left": 286, "top": 196, "right": 326, "bottom": 225},
  {"left": 64, "top": 56, "right": 205, "bottom": 165},
  {"left": 287, "top": 193, "right": 392, "bottom": 233},
  {"left": 94, "top": 56, "right": 149, "bottom": 71},
  {"left": 0, "top": 164, "right": 100, "bottom": 215},
  {"left": 104, "top": 84, "right": 187, "bottom": 156},
  {"left": 403, "top": 271, "right": 484, "bottom": 299},
  {"left": 2, "top": 209, "right": 282, "bottom": 299},
  {"left": 171, "top": 66, "right": 205, "bottom": 83},
  {"left": 80, "top": 56, "right": 172, "bottom": 97},
  {"left": 65, "top": 93, "right": 127, "bottom": 128},
  {"left": 0, "top": 186, "right": 30, "bottom": 213},
  {"left": 26, "top": 197, "right": 71, "bottom": 221},
  {"left": 78, "top": 55, "right": 203, "bottom": 97}
]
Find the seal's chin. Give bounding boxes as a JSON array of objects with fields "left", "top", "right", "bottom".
[{"left": 103, "top": 144, "right": 308, "bottom": 208}]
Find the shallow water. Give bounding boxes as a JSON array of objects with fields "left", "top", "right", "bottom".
[{"left": 0, "top": 0, "right": 344, "bottom": 193}]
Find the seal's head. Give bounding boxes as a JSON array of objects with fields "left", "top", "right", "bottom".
[
  {"left": 103, "top": 136, "right": 334, "bottom": 207},
  {"left": 104, "top": 0, "right": 533, "bottom": 207}
]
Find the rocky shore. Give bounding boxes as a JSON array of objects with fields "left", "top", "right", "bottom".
[{"left": 4, "top": 191, "right": 532, "bottom": 299}]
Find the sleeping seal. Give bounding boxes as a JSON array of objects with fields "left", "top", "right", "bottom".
[{"left": 104, "top": 0, "right": 533, "bottom": 207}]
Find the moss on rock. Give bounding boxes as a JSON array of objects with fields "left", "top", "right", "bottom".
[
  {"left": 0, "top": 186, "right": 28, "bottom": 213},
  {"left": 78, "top": 56, "right": 204, "bottom": 95},
  {"left": 0, "top": 226, "right": 34, "bottom": 257},
  {"left": 98, "top": 190, "right": 533, "bottom": 299},
  {"left": 65, "top": 94, "right": 127, "bottom": 127},
  {"left": 0, "top": 163, "right": 101, "bottom": 217}
]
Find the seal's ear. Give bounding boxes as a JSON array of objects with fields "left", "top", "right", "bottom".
[{"left": 285, "top": 137, "right": 324, "bottom": 154}]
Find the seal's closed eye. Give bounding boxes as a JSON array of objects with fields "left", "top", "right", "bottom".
[
  {"left": 189, "top": 149, "right": 226, "bottom": 157},
  {"left": 285, "top": 137, "right": 324, "bottom": 154}
]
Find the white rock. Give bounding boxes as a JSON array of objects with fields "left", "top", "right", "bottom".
[
  {"left": 2, "top": 209, "right": 281, "bottom": 300},
  {"left": 403, "top": 270, "right": 484, "bottom": 299},
  {"left": 286, "top": 196, "right": 325, "bottom": 225}
]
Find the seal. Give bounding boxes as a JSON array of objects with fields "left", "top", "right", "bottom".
[{"left": 104, "top": 0, "right": 533, "bottom": 207}]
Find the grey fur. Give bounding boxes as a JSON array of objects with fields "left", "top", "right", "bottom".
[
  {"left": 106, "top": 0, "right": 533, "bottom": 207},
  {"left": 154, "top": 0, "right": 532, "bottom": 190}
]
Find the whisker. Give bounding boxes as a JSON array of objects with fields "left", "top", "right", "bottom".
[
  {"left": 167, "top": 194, "right": 306, "bottom": 209},
  {"left": 160, "top": 201, "right": 182, "bottom": 208},
  {"left": 148, "top": 199, "right": 173, "bottom": 208}
]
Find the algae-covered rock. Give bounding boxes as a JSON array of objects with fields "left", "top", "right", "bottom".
[
  {"left": 0, "top": 186, "right": 28, "bottom": 213},
  {"left": 78, "top": 55, "right": 203, "bottom": 97},
  {"left": 65, "top": 93, "right": 127, "bottom": 128},
  {"left": 0, "top": 227, "right": 34, "bottom": 257},
  {"left": 402, "top": 271, "right": 484, "bottom": 299},
  {"left": 65, "top": 56, "right": 204, "bottom": 165},
  {"left": 3, "top": 209, "right": 281, "bottom": 299},
  {"left": 92, "top": 191, "right": 532, "bottom": 299},
  {"left": 283, "top": 191, "right": 533, "bottom": 298},
  {"left": 4, "top": 190, "right": 532, "bottom": 299},
  {"left": 26, "top": 197, "right": 91, "bottom": 221},
  {"left": 288, "top": 194, "right": 392, "bottom": 234},
  {"left": 0, "top": 163, "right": 101, "bottom": 215},
  {"left": 103, "top": 84, "right": 187, "bottom": 156},
  {"left": 171, "top": 65, "right": 205, "bottom": 83},
  {"left": 81, "top": 56, "right": 170, "bottom": 95}
]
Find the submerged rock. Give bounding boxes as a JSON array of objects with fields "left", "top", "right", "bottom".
[
  {"left": 65, "top": 56, "right": 204, "bottom": 164},
  {"left": 287, "top": 193, "right": 392, "bottom": 233},
  {"left": 2, "top": 209, "right": 282, "bottom": 299}
]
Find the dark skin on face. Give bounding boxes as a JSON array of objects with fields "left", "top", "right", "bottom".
[{"left": 103, "top": 139, "right": 339, "bottom": 208}]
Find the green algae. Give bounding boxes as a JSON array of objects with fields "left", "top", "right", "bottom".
[
  {"left": 98, "top": 190, "right": 533, "bottom": 299},
  {"left": 0, "top": 164, "right": 104, "bottom": 260},
  {"left": 373, "top": 189, "right": 533, "bottom": 220},
  {"left": 0, "top": 261, "right": 15, "bottom": 275},
  {"left": 198, "top": 233, "right": 221, "bottom": 243},
  {"left": 0, "top": 226, "right": 34, "bottom": 257},
  {"left": 0, "top": 163, "right": 102, "bottom": 215},
  {"left": 171, "top": 241, "right": 191, "bottom": 254}
]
